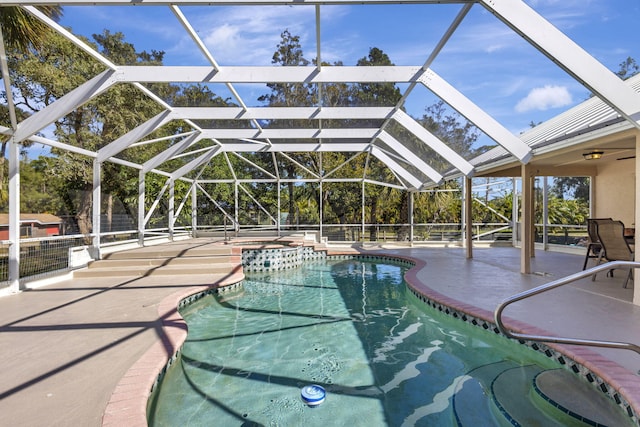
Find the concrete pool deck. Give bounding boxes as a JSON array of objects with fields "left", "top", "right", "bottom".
[{"left": 0, "top": 238, "right": 639, "bottom": 426}]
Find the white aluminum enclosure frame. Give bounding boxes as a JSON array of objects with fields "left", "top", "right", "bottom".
[{"left": 2, "top": 0, "right": 640, "bottom": 293}]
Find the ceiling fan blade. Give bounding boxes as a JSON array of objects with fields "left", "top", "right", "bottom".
[{"left": 616, "top": 156, "right": 636, "bottom": 160}]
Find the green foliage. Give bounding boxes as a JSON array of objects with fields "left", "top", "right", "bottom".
[
  {"left": 419, "top": 100, "right": 481, "bottom": 159},
  {"left": 258, "top": 30, "right": 312, "bottom": 108},
  {"left": 18, "top": 156, "right": 61, "bottom": 213},
  {"left": 352, "top": 48, "right": 402, "bottom": 108},
  {"left": 616, "top": 56, "right": 640, "bottom": 80},
  {"left": 550, "top": 177, "right": 589, "bottom": 202},
  {"left": 0, "top": 6, "right": 62, "bottom": 51},
  {"left": 485, "top": 185, "right": 589, "bottom": 229},
  {"left": 545, "top": 197, "right": 589, "bottom": 226},
  {"left": 414, "top": 180, "right": 462, "bottom": 224}
]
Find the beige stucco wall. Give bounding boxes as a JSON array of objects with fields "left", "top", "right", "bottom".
[{"left": 594, "top": 161, "right": 636, "bottom": 227}]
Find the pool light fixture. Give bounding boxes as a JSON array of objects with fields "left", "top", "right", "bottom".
[{"left": 583, "top": 150, "right": 604, "bottom": 160}]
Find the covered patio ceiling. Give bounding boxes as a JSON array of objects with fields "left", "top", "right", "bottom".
[{"left": 2, "top": 1, "right": 640, "bottom": 191}]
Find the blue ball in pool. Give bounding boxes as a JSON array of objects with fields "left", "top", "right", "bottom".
[{"left": 300, "top": 384, "right": 326, "bottom": 407}]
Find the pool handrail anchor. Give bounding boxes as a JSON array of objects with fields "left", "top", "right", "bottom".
[{"left": 494, "top": 260, "right": 640, "bottom": 355}]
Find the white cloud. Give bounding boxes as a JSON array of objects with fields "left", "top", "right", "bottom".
[
  {"left": 188, "top": 6, "right": 322, "bottom": 65},
  {"left": 515, "top": 85, "right": 572, "bottom": 112}
]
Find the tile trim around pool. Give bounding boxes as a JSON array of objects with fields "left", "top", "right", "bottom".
[{"left": 101, "top": 251, "right": 640, "bottom": 426}]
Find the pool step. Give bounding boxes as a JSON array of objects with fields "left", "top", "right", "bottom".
[
  {"left": 74, "top": 245, "right": 241, "bottom": 278},
  {"left": 532, "top": 369, "right": 634, "bottom": 427},
  {"left": 453, "top": 360, "right": 517, "bottom": 426},
  {"left": 74, "top": 262, "right": 240, "bottom": 278},
  {"left": 102, "top": 246, "right": 232, "bottom": 259},
  {"left": 491, "top": 365, "right": 566, "bottom": 426},
  {"left": 89, "top": 255, "right": 232, "bottom": 267},
  {"left": 454, "top": 363, "right": 632, "bottom": 426}
]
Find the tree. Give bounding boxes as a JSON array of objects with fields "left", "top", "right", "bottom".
[
  {"left": 352, "top": 48, "right": 402, "bottom": 108},
  {"left": 19, "top": 155, "right": 61, "bottom": 214},
  {"left": 258, "top": 30, "right": 311, "bottom": 108},
  {"left": 352, "top": 47, "right": 402, "bottom": 239},
  {"left": 0, "top": 6, "right": 63, "bottom": 207},
  {"left": 419, "top": 100, "right": 481, "bottom": 158},
  {"left": 0, "top": 6, "right": 62, "bottom": 51},
  {"left": 5, "top": 28, "right": 101, "bottom": 230},
  {"left": 616, "top": 56, "right": 639, "bottom": 80},
  {"left": 550, "top": 177, "right": 589, "bottom": 202},
  {"left": 6, "top": 29, "right": 186, "bottom": 234},
  {"left": 259, "top": 30, "right": 314, "bottom": 227}
]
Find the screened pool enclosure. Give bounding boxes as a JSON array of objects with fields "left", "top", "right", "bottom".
[{"left": 2, "top": 0, "right": 640, "bottom": 292}]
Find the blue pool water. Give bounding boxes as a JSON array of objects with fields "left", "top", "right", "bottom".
[{"left": 147, "top": 258, "right": 567, "bottom": 426}]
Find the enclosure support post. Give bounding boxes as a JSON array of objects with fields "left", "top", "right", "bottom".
[
  {"left": 409, "top": 191, "right": 414, "bottom": 244},
  {"left": 277, "top": 180, "right": 281, "bottom": 236},
  {"left": 92, "top": 159, "right": 102, "bottom": 260},
  {"left": 8, "top": 138, "right": 20, "bottom": 292},
  {"left": 138, "top": 170, "right": 145, "bottom": 247},
  {"left": 234, "top": 181, "right": 239, "bottom": 237},
  {"left": 168, "top": 179, "right": 175, "bottom": 241},
  {"left": 319, "top": 180, "right": 323, "bottom": 242},
  {"left": 464, "top": 177, "right": 473, "bottom": 258},
  {"left": 589, "top": 175, "right": 596, "bottom": 217},
  {"left": 361, "top": 181, "right": 366, "bottom": 244},
  {"left": 191, "top": 184, "right": 197, "bottom": 237},
  {"left": 461, "top": 180, "right": 466, "bottom": 244},
  {"left": 520, "top": 164, "right": 533, "bottom": 274},
  {"left": 634, "top": 131, "right": 640, "bottom": 306},
  {"left": 512, "top": 177, "right": 518, "bottom": 247},
  {"left": 542, "top": 176, "right": 549, "bottom": 250},
  {"left": 530, "top": 175, "right": 536, "bottom": 257}
]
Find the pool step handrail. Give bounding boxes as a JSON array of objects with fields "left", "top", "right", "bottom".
[{"left": 494, "top": 260, "right": 640, "bottom": 355}]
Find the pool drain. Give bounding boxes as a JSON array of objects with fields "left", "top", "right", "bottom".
[{"left": 301, "top": 384, "right": 326, "bottom": 407}]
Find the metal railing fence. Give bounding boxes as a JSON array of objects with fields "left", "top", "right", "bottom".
[{"left": 0, "top": 221, "right": 591, "bottom": 290}]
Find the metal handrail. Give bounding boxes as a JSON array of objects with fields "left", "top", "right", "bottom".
[{"left": 494, "top": 261, "right": 640, "bottom": 354}]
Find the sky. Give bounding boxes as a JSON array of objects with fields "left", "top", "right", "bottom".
[{"left": 44, "top": 0, "right": 640, "bottom": 151}]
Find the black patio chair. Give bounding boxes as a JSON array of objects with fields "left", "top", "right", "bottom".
[
  {"left": 592, "top": 219, "right": 634, "bottom": 288},
  {"left": 582, "top": 218, "right": 612, "bottom": 270}
]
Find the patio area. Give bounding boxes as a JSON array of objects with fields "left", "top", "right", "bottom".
[{"left": 0, "top": 238, "right": 639, "bottom": 426}]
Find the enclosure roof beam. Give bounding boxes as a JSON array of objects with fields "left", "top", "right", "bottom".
[
  {"left": 170, "top": 146, "right": 221, "bottom": 180},
  {"left": 200, "top": 128, "right": 378, "bottom": 140},
  {"left": 170, "top": 5, "right": 265, "bottom": 135},
  {"left": 392, "top": 109, "right": 475, "bottom": 177},
  {"left": 0, "top": 125, "right": 178, "bottom": 177},
  {"left": 170, "top": 106, "right": 394, "bottom": 121},
  {"left": 418, "top": 69, "right": 532, "bottom": 162},
  {"left": 370, "top": 146, "right": 422, "bottom": 189},
  {"left": 13, "top": 70, "right": 118, "bottom": 143},
  {"left": 97, "top": 111, "right": 174, "bottom": 162},
  {"left": 366, "top": 3, "right": 472, "bottom": 156},
  {"left": 116, "top": 65, "right": 425, "bottom": 83},
  {"left": 219, "top": 142, "right": 371, "bottom": 152},
  {"left": 232, "top": 153, "right": 278, "bottom": 179},
  {"left": 142, "top": 132, "right": 203, "bottom": 173},
  {"left": 480, "top": 0, "right": 640, "bottom": 128},
  {"left": 377, "top": 131, "right": 443, "bottom": 184}
]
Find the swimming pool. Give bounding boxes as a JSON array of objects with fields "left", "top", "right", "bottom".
[{"left": 147, "top": 258, "right": 630, "bottom": 426}]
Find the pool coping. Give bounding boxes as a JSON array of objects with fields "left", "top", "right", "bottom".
[{"left": 101, "top": 249, "right": 640, "bottom": 426}]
